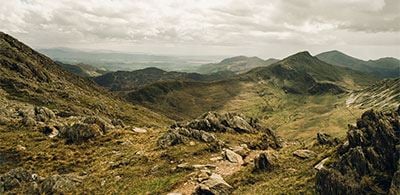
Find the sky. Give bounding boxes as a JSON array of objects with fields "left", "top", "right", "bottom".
[{"left": 1, "top": 0, "right": 399, "bottom": 60}]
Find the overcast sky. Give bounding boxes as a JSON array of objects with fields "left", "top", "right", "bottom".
[{"left": 1, "top": 0, "right": 399, "bottom": 59}]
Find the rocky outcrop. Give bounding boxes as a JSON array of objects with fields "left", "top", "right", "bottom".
[
  {"left": 157, "top": 127, "right": 218, "bottom": 148},
  {"left": 194, "top": 173, "right": 233, "bottom": 195},
  {"left": 158, "top": 112, "right": 269, "bottom": 148},
  {"left": 248, "top": 128, "right": 283, "bottom": 150},
  {"left": 316, "top": 107, "right": 400, "bottom": 194},
  {"left": 176, "top": 112, "right": 261, "bottom": 134},
  {"left": 316, "top": 132, "right": 341, "bottom": 146}
]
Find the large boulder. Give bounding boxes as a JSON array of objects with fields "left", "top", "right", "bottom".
[
  {"left": 253, "top": 152, "right": 277, "bottom": 172},
  {"left": 194, "top": 173, "right": 232, "bottom": 195},
  {"left": 224, "top": 149, "right": 243, "bottom": 164},
  {"left": 316, "top": 107, "right": 400, "bottom": 195},
  {"left": 59, "top": 123, "right": 103, "bottom": 144}
]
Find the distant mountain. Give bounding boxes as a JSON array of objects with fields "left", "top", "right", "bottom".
[
  {"left": 39, "top": 48, "right": 224, "bottom": 72},
  {"left": 56, "top": 61, "right": 108, "bottom": 77},
  {"left": 316, "top": 50, "right": 400, "bottom": 78},
  {"left": 197, "top": 56, "right": 279, "bottom": 74},
  {"left": 245, "top": 51, "right": 377, "bottom": 94},
  {"left": 93, "top": 67, "right": 234, "bottom": 91}
]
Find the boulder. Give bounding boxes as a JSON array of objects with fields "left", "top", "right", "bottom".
[
  {"left": 39, "top": 174, "right": 82, "bottom": 194},
  {"left": 194, "top": 173, "right": 232, "bottom": 195},
  {"left": 224, "top": 149, "right": 243, "bottom": 164},
  {"left": 34, "top": 107, "right": 55, "bottom": 122},
  {"left": 316, "top": 132, "right": 340, "bottom": 146},
  {"left": 293, "top": 149, "right": 316, "bottom": 159},
  {"left": 59, "top": 123, "right": 103, "bottom": 144},
  {"left": 254, "top": 152, "right": 276, "bottom": 172},
  {"left": 83, "top": 116, "right": 108, "bottom": 133},
  {"left": 249, "top": 129, "right": 283, "bottom": 150},
  {"left": 316, "top": 107, "right": 400, "bottom": 194}
]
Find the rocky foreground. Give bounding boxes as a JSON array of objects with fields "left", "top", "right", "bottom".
[{"left": 316, "top": 106, "right": 400, "bottom": 194}]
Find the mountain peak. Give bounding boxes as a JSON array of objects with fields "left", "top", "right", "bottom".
[{"left": 283, "top": 51, "right": 314, "bottom": 62}]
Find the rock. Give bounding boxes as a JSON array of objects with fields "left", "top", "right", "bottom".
[
  {"left": 316, "top": 107, "right": 400, "bottom": 194},
  {"left": 249, "top": 128, "right": 283, "bottom": 150},
  {"left": 314, "top": 157, "right": 329, "bottom": 171},
  {"left": 254, "top": 152, "right": 276, "bottom": 172},
  {"left": 195, "top": 173, "right": 232, "bottom": 195},
  {"left": 210, "top": 156, "right": 224, "bottom": 162},
  {"left": 0, "top": 168, "right": 32, "bottom": 192},
  {"left": 83, "top": 116, "right": 108, "bottom": 133},
  {"left": 39, "top": 174, "right": 82, "bottom": 194},
  {"left": 157, "top": 128, "right": 217, "bottom": 148},
  {"left": 180, "top": 112, "right": 259, "bottom": 134},
  {"left": 132, "top": 127, "right": 147, "bottom": 133},
  {"left": 34, "top": 107, "right": 55, "bottom": 122},
  {"left": 41, "top": 125, "right": 59, "bottom": 138},
  {"left": 293, "top": 149, "right": 316, "bottom": 159},
  {"left": 316, "top": 132, "right": 340, "bottom": 146},
  {"left": 231, "top": 145, "right": 250, "bottom": 157},
  {"left": 59, "top": 123, "right": 103, "bottom": 144},
  {"left": 224, "top": 149, "right": 243, "bottom": 164}
]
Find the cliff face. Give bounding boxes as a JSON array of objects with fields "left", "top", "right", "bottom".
[{"left": 316, "top": 106, "right": 400, "bottom": 194}]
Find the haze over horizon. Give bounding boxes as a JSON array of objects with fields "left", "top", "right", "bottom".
[{"left": 1, "top": 0, "right": 399, "bottom": 60}]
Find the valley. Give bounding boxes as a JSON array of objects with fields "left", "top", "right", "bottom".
[{"left": 0, "top": 32, "right": 399, "bottom": 195}]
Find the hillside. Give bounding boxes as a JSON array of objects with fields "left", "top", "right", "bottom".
[
  {"left": 316, "top": 50, "right": 400, "bottom": 78},
  {"left": 245, "top": 51, "right": 377, "bottom": 94},
  {"left": 346, "top": 78, "right": 400, "bottom": 110},
  {"left": 56, "top": 61, "right": 107, "bottom": 77},
  {"left": 197, "top": 56, "right": 279, "bottom": 74},
  {"left": 93, "top": 67, "right": 234, "bottom": 91}
]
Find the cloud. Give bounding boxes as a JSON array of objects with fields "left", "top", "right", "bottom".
[{"left": 0, "top": 0, "right": 399, "bottom": 58}]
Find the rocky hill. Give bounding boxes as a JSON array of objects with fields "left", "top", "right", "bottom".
[
  {"left": 57, "top": 62, "right": 107, "bottom": 77},
  {"left": 246, "top": 51, "right": 377, "bottom": 94},
  {"left": 316, "top": 107, "right": 400, "bottom": 194},
  {"left": 93, "top": 67, "right": 234, "bottom": 91},
  {"left": 317, "top": 50, "right": 400, "bottom": 78},
  {"left": 197, "top": 56, "right": 279, "bottom": 74}
]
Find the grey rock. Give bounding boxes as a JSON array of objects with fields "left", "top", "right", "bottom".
[
  {"left": 224, "top": 149, "right": 243, "bottom": 164},
  {"left": 194, "top": 173, "right": 232, "bottom": 195},
  {"left": 254, "top": 152, "right": 276, "bottom": 171}
]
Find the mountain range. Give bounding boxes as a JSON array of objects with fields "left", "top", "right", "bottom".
[{"left": 1, "top": 32, "right": 399, "bottom": 194}]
